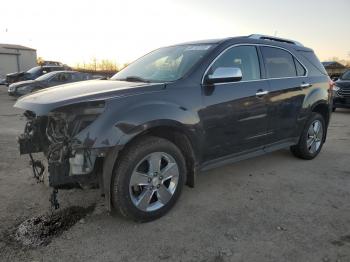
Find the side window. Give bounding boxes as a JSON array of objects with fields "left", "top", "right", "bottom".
[
  {"left": 298, "top": 51, "right": 327, "bottom": 75},
  {"left": 294, "top": 58, "right": 306, "bottom": 76},
  {"left": 52, "top": 73, "right": 70, "bottom": 82},
  {"left": 261, "top": 47, "right": 297, "bottom": 78},
  {"left": 61, "top": 73, "right": 72, "bottom": 81},
  {"left": 72, "top": 73, "right": 82, "bottom": 81},
  {"left": 51, "top": 73, "right": 62, "bottom": 82},
  {"left": 210, "top": 46, "right": 260, "bottom": 81}
]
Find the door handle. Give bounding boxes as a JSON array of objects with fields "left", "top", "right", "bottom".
[
  {"left": 256, "top": 90, "right": 269, "bottom": 97},
  {"left": 300, "top": 83, "right": 312, "bottom": 89}
]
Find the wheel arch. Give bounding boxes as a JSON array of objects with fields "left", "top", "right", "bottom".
[
  {"left": 310, "top": 101, "right": 331, "bottom": 143},
  {"left": 311, "top": 102, "right": 330, "bottom": 127},
  {"left": 119, "top": 121, "right": 199, "bottom": 186},
  {"left": 102, "top": 121, "right": 199, "bottom": 211},
  {"left": 299, "top": 79, "right": 331, "bottom": 141}
]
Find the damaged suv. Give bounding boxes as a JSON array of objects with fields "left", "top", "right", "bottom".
[{"left": 15, "top": 35, "right": 332, "bottom": 222}]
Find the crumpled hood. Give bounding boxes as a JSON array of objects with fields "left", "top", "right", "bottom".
[
  {"left": 14, "top": 80, "right": 164, "bottom": 115},
  {"left": 7, "top": 71, "right": 25, "bottom": 77}
]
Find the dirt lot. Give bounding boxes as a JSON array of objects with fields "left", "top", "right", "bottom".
[{"left": 0, "top": 86, "right": 349, "bottom": 262}]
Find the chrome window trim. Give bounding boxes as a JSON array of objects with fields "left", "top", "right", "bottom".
[{"left": 201, "top": 43, "right": 308, "bottom": 85}]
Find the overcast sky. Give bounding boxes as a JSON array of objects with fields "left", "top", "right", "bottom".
[{"left": 0, "top": 0, "right": 349, "bottom": 65}]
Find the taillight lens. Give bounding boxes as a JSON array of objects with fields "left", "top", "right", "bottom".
[{"left": 329, "top": 79, "right": 335, "bottom": 92}]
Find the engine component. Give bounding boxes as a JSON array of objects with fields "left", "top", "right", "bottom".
[
  {"left": 50, "top": 188, "right": 60, "bottom": 210},
  {"left": 29, "top": 153, "right": 45, "bottom": 183},
  {"left": 69, "top": 150, "right": 97, "bottom": 175},
  {"left": 18, "top": 114, "right": 46, "bottom": 155}
]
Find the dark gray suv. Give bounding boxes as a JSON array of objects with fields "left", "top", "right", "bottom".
[
  {"left": 333, "top": 70, "right": 350, "bottom": 110},
  {"left": 14, "top": 34, "right": 332, "bottom": 221}
]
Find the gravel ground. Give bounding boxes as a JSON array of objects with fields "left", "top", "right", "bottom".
[{"left": 0, "top": 86, "right": 349, "bottom": 262}]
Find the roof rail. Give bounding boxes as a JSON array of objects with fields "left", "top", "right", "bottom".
[{"left": 248, "top": 34, "right": 304, "bottom": 47}]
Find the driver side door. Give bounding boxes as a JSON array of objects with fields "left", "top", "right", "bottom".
[{"left": 200, "top": 45, "right": 270, "bottom": 162}]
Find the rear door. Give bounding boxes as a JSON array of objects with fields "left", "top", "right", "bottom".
[
  {"left": 260, "top": 46, "right": 308, "bottom": 144},
  {"left": 201, "top": 45, "right": 270, "bottom": 161}
]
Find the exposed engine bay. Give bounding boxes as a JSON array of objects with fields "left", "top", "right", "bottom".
[{"left": 18, "top": 101, "right": 106, "bottom": 208}]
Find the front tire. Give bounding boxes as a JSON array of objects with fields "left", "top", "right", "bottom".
[
  {"left": 111, "top": 136, "right": 186, "bottom": 222},
  {"left": 290, "top": 112, "right": 325, "bottom": 160}
]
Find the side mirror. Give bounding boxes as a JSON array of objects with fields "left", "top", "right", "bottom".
[{"left": 205, "top": 67, "right": 242, "bottom": 84}]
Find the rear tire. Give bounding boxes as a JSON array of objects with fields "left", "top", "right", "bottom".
[
  {"left": 290, "top": 112, "right": 325, "bottom": 160},
  {"left": 111, "top": 136, "right": 186, "bottom": 222}
]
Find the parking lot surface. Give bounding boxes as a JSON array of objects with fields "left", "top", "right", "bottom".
[{"left": 0, "top": 86, "right": 349, "bottom": 262}]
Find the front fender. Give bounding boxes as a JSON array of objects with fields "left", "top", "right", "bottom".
[
  {"left": 74, "top": 96, "right": 201, "bottom": 152},
  {"left": 116, "top": 105, "right": 200, "bottom": 146}
]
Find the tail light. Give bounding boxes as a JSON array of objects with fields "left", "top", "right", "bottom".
[{"left": 328, "top": 79, "right": 334, "bottom": 92}]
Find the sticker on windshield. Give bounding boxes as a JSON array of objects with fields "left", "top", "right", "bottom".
[{"left": 185, "top": 45, "right": 212, "bottom": 51}]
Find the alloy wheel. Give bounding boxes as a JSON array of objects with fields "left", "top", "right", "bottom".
[
  {"left": 129, "top": 152, "right": 179, "bottom": 212},
  {"left": 306, "top": 120, "right": 323, "bottom": 154}
]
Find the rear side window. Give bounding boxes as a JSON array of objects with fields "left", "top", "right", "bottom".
[
  {"left": 73, "top": 73, "right": 86, "bottom": 81},
  {"left": 261, "top": 47, "right": 297, "bottom": 78},
  {"left": 294, "top": 58, "right": 306, "bottom": 76},
  {"left": 210, "top": 45, "right": 261, "bottom": 81},
  {"left": 298, "top": 51, "right": 327, "bottom": 75}
]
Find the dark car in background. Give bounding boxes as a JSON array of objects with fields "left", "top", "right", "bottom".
[
  {"left": 8, "top": 71, "right": 94, "bottom": 96},
  {"left": 333, "top": 70, "right": 350, "bottom": 111},
  {"left": 15, "top": 35, "right": 332, "bottom": 222},
  {"left": 5, "top": 65, "right": 70, "bottom": 86}
]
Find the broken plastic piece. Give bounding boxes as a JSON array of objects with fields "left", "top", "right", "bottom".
[{"left": 50, "top": 188, "right": 60, "bottom": 210}]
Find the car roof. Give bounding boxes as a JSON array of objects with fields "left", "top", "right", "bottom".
[
  {"left": 42, "top": 65, "right": 65, "bottom": 68},
  {"left": 174, "top": 35, "right": 312, "bottom": 52},
  {"left": 49, "top": 70, "right": 79, "bottom": 74},
  {"left": 174, "top": 38, "right": 231, "bottom": 45}
]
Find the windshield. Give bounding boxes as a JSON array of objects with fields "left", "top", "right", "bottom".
[
  {"left": 112, "top": 44, "right": 214, "bottom": 82},
  {"left": 26, "top": 66, "right": 41, "bottom": 74},
  {"left": 341, "top": 70, "right": 350, "bottom": 80},
  {"left": 35, "top": 71, "right": 57, "bottom": 81}
]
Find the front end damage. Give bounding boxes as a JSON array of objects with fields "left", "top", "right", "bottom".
[{"left": 18, "top": 101, "right": 107, "bottom": 208}]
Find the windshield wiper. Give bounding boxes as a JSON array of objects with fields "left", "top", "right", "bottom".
[{"left": 119, "top": 76, "right": 151, "bottom": 83}]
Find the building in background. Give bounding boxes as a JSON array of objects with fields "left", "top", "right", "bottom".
[
  {"left": 322, "top": 61, "right": 348, "bottom": 78},
  {"left": 0, "top": 44, "right": 37, "bottom": 78}
]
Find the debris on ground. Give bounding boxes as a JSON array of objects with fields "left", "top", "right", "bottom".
[
  {"left": 277, "top": 226, "right": 287, "bottom": 231},
  {"left": 322, "top": 256, "right": 330, "bottom": 262},
  {"left": 330, "top": 234, "right": 350, "bottom": 246},
  {"left": 224, "top": 231, "right": 238, "bottom": 241},
  {"left": 219, "top": 248, "right": 233, "bottom": 257},
  {"left": 11, "top": 205, "right": 95, "bottom": 248}
]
